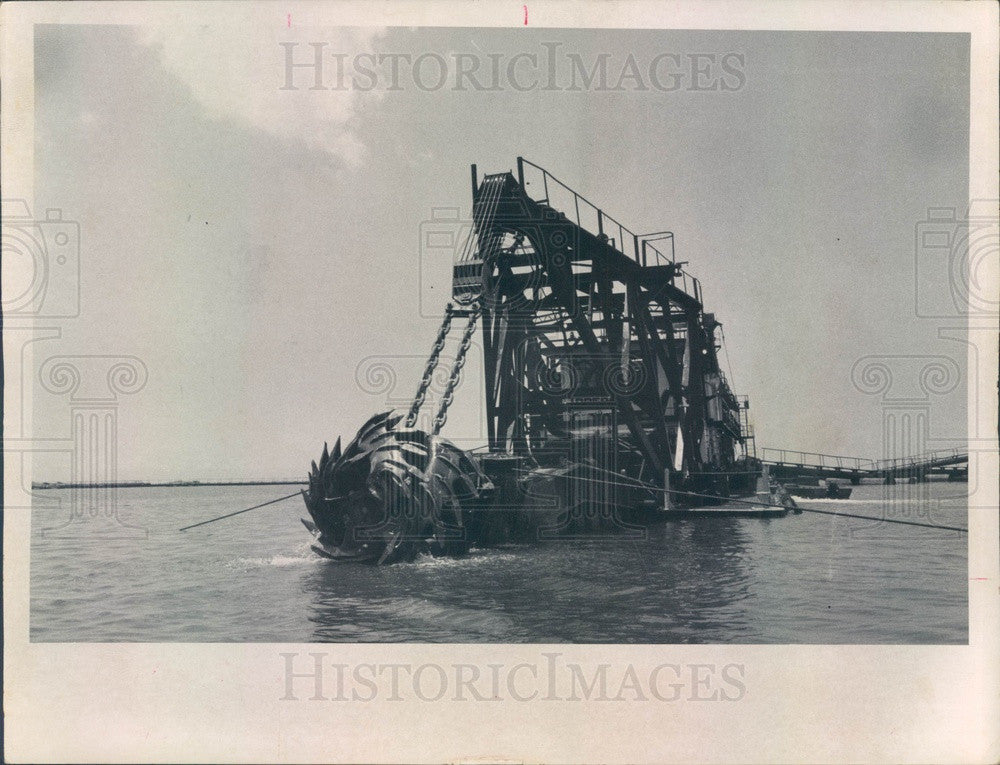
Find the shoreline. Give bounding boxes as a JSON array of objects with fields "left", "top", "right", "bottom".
[{"left": 32, "top": 481, "right": 307, "bottom": 490}]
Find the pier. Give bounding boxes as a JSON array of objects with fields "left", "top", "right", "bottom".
[{"left": 760, "top": 447, "right": 968, "bottom": 484}]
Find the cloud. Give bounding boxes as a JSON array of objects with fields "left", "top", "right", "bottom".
[{"left": 137, "top": 13, "right": 385, "bottom": 163}]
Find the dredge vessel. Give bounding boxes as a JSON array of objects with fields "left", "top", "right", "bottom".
[{"left": 301, "top": 158, "right": 771, "bottom": 563}]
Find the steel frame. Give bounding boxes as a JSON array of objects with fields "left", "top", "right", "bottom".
[{"left": 454, "top": 158, "right": 750, "bottom": 496}]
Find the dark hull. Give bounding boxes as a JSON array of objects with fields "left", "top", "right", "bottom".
[{"left": 302, "top": 420, "right": 776, "bottom": 563}]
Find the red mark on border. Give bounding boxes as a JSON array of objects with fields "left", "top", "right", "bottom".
[
  {"left": 970, "top": 577, "right": 989, "bottom": 581},
  {"left": 523, "top": 5, "right": 528, "bottom": 25},
  {"left": 287, "top": 13, "right": 291, "bottom": 28}
]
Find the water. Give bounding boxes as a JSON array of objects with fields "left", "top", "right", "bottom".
[{"left": 30, "top": 482, "right": 968, "bottom": 643}]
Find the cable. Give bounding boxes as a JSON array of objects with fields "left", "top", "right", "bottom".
[{"left": 179, "top": 490, "right": 303, "bottom": 532}]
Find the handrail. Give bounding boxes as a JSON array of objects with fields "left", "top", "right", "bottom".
[
  {"left": 760, "top": 448, "right": 874, "bottom": 471},
  {"left": 517, "top": 157, "right": 674, "bottom": 269},
  {"left": 639, "top": 232, "right": 676, "bottom": 267},
  {"left": 873, "top": 447, "right": 967, "bottom": 470},
  {"left": 761, "top": 446, "right": 968, "bottom": 473}
]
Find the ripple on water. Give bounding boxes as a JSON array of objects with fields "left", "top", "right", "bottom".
[{"left": 29, "top": 484, "right": 969, "bottom": 643}]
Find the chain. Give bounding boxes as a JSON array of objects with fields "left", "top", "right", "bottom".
[
  {"left": 405, "top": 303, "right": 454, "bottom": 428},
  {"left": 431, "top": 302, "right": 481, "bottom": 435}
]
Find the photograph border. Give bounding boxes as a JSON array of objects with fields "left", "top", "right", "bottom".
[{"left": 3, "top": 2, "right": 998, "bottom": 762}]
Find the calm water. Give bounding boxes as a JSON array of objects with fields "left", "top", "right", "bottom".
[{"left": 30, "top": 482, "right": 968, "bottom": 643}]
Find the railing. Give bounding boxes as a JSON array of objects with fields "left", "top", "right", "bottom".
[
  {"left": 722, "top": 410, "right": 742, "bottom": 439},
  {"left": 717, "top": 372, "right": 739, "bottom": 412},
  {"left": 515, "top": 158, "right": 711, "bottom": 306},
  {"left": 760, "top": 448, "right": 874, "bottom": 471},
  {"left": 675, "top": 269, "right": 702, "bottom": 305},
  {"left": 515, "top": 158, "right": 710, "bottom": 307},
  {"left": 641, "top": 233, "right": 675, "bottom": 267},
  {"left": 873, "top": 447, "right": 967, "bottom": 471},
  {"left": 761, "top": 447, "right": 969, "bottom": 474},
  {"left": 517, "top": 158, "right": 675, "bottom": 267}
]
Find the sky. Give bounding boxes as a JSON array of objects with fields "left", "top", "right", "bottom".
[{"left": 31, "top": 23, "right": 970, "bottom": 482}]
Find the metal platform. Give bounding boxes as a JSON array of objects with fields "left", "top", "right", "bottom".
[{"left": 761, "top": 447, "right": 969, "bottom": 484}]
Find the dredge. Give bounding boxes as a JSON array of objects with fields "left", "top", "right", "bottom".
[{"left": 301, "top": 158, "right": 772, "bottom": 563}]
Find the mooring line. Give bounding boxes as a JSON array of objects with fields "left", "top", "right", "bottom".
[
  {"left": 765, "top": 502, "right": 968, "bottom": 532},
  {"left": 514, "top": 467, "right": 968, "bottom": 533},
  {"left": 179, "top": 490, "right": 304, "bottom": 532}
]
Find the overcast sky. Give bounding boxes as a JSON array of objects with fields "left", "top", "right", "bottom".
[{"left": 32, "top": 23, "right": 969, "bottom": 482}]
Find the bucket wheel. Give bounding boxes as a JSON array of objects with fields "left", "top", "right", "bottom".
[{"left": 303, "top": 411, "right": 493, "bottom": 564}]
